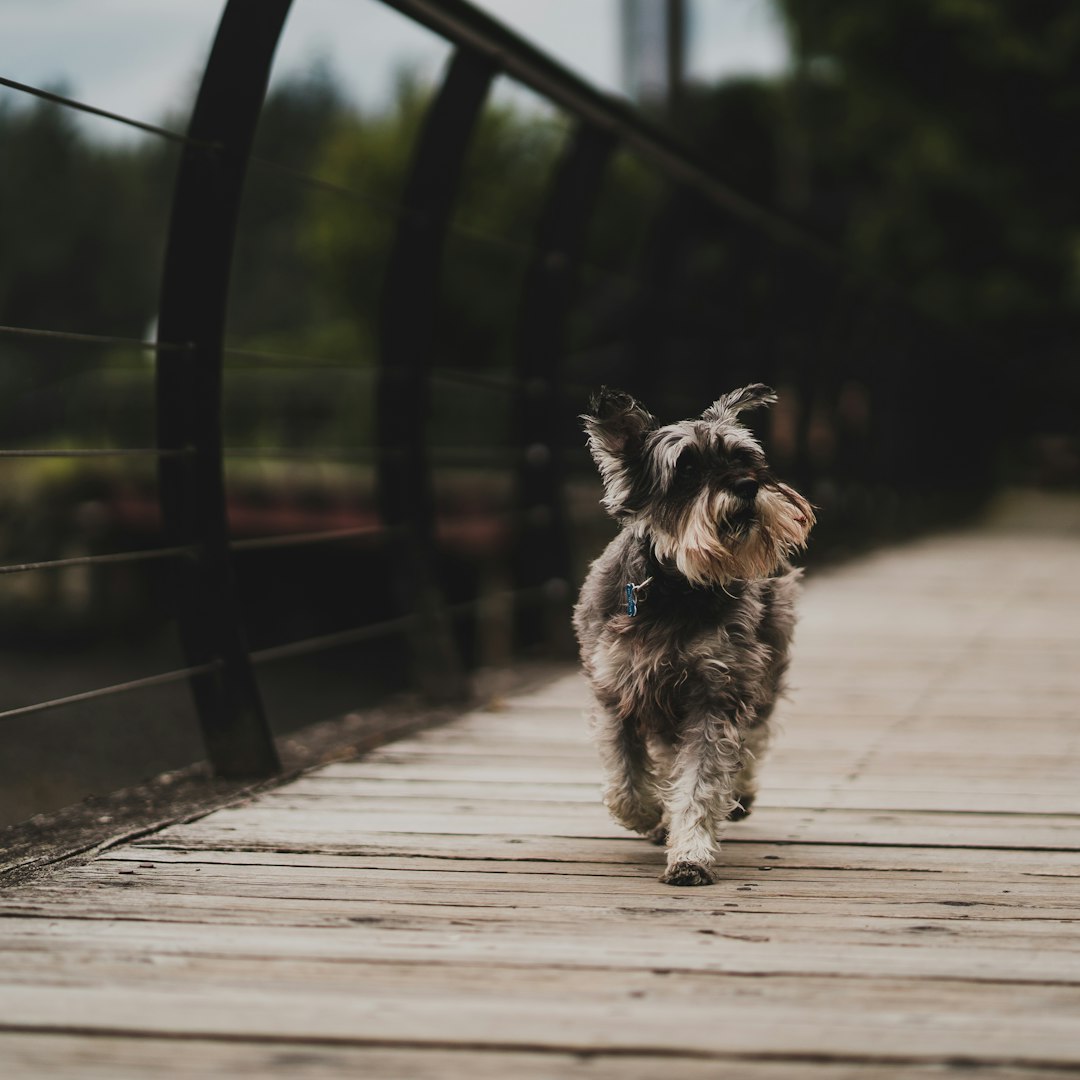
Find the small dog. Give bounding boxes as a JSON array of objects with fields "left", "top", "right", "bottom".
[{"left": 573, "top": 385, "right": 814, "bottom": 886}]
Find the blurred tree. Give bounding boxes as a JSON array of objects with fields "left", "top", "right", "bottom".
[
  {"left": 772, "top": 0, "right": 1080, "bottom": 432},
  {"left": 298, "top": 74, "right": 567, "bottom": 447},
  {"left": 0, "top": 94, "right": 171, "bottom": 451},
  {"left": 301, "top": 74, "right": 565, "bottom": 370},
  {"left": 0, "top": 94, "right": 166, "bottom": 340},
  {"left": 668, "top": 2, "right": 1079, "bottom": 449},
  {"left": 230, "top": 64, "right": 356, "bottom": 347},
  {"left": 778, "top": 2, "right": 1080, "bottom": 323}
]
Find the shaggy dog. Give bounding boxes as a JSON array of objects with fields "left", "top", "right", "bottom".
[{"left": 573, "top": 385, "right": 813, "bottom": 885}]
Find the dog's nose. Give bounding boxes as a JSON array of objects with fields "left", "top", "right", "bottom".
[{"left": 732, "top": 477, "right": 759, "bottom": 501}]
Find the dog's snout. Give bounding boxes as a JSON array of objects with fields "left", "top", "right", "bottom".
[{"left": 732, "top": 477, "right": 759, "bottom": 501}]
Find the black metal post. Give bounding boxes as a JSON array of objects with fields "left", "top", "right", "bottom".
[
  {"left": 376, "top": 48, "right": 496, "bottom": 702},
  {"left": 156, "top": 0, "right": 292, "bottom": 776},
  {"left": 625, "top": 185, "right": 697, "bottom": 410},
  {"left": 665, "top": 0, "right": 686, "bottom": 123},
  {"left": 513, "top": 123, "right": 616, "bottom": 651}
]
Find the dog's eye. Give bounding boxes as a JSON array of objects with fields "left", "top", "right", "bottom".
[
  {"left": 674, "top": 454, "right": 700, "bottom": 482},
  {"left": 727, "top": 448, "right": 762, "bottom": 470}
]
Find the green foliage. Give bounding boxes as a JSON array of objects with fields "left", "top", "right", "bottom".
[
  {"left": 0, "top": 94, "right": 169, "bottom": 453},
  {"left": 774, "top": 0, "right": 1080, "bottom": 335},
  {"left": 299, "top": 75, "right": 567, "bottom": 374},
  {"left": 0, "top": 94, "right": 168, "bottom": 340}
]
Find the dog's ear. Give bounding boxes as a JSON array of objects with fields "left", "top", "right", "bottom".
[
  {"left": 582, "top": 387, "right": 655, "bottom": 460},
  {"left": 702, "top": 384, "right": 777, "bottom": 423},
  {"left": 582, "top": 388, "right": 655, "bottom": 516}
]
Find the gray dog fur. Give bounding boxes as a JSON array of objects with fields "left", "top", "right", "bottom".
[{"left": 573, "top": 384, "right": 814, "bottom": 886}]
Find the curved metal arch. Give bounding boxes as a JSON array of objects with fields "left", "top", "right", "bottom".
[
  {"left": 376, "top": 47, "right": 497, "bottom": 702},
  {"left": 512, "top": 122, "right": 616, "bottom": 650},
  {"left": 156, "top": 0, "right": 293, "bottom": 776}
]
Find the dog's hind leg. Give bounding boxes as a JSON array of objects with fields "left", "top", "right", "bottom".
[
  {"left": 730, "top": 721, "right": 771, "bottom": 821},
  {"left": 590, "top": 708, "right": 663, "bottom": 836},
  {"left": 644, "top": 734, "right": 676, "bottom": 844},
  {"left": 660, "top": 715, "right": 743, "bottom": 886}
]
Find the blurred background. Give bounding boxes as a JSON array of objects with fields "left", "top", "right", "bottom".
[{"left": 1, "top": 0, "right": 1077, "bottom": 826}]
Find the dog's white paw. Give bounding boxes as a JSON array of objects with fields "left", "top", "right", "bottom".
[{"left": 660, "top": 860, "right": 717, "bottom": 887}]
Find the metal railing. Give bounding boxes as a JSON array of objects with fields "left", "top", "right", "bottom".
[{"left": 0, "top": 0, "right": 989, "bottom": 799}]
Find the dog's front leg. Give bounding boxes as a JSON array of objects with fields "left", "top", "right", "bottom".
[
  {"left": 591, "top": 709, "right": 662, "bottom": 835},
  {"left": 660, "top": 716, "right": 743, "bottom": 886}
]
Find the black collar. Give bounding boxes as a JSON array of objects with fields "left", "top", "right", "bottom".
[{"left": 624, "top": 542, "right": 748, "bottom": 615}]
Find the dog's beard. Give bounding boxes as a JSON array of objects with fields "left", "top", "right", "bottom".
[{"left": 646, "top": 483, "right": 814, "bottom": 587}]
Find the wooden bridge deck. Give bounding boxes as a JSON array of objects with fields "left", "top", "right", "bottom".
[{"left": 3, "top": 497, "right": 1080, "bottom": 1078}]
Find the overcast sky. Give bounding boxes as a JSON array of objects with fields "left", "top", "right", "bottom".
[{"left": 2, "top": 0, "right": 789, "bottom": 140}]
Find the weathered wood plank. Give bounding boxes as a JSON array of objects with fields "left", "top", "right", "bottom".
[
  {"left": 146, "top": 804, "right": 1080, "bottom": 850},
  {"left": 24, "top": 857, "right": 1078, "bottom": 912},
  {"left": 4, "top": 910, "right": 1080, "bottom": 983},
  {"left": 5, "top": 1034, "right": 1057, "bottom": 1080},
  {"left": 101, "top": 841, "right": 1080, "bottom": 876},
  {"left": 2, "top": 974, "right": 1080, "bottom": 1063},
  {"left": 9, "top": 885, "right": 1079, "bottom": 936}
]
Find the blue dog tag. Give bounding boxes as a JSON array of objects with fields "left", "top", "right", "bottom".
[{"left": 626, "top": 583, "right": 637, "bottom": 617}]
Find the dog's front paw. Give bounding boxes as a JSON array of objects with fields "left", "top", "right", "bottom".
[
  {"left": 646, "top": 824, "right": 668, "bottom": 846},
  {"left": 660, "top": 861, "right": 717, "bottom": 887}
]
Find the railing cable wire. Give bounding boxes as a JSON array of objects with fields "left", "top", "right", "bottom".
[
  {"left": 0, "top": 662, "right": 224, "bottom": 725},
  {"left": 0, "top": 75, "right": 215, "bottom": 149},
  {"left": 0, "top": 448, "right": 192, "bottom": 460},
  {"left": 0, "top": 323, "right": 192, "bottom": 353}
]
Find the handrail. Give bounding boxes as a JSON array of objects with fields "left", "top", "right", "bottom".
[
  {"left": 375, "top": 47, "right": 497, "bottom": 704},
  {"left": 513, "top": 123, "right": 616, "bottom": 647},
  {"left": 380, "top": 0, "right": 840, "bottom": 265}
]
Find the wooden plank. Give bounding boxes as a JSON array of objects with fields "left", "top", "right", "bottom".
[
  {"left": 8, "top": 911, "right": 1080, "bottom": 989},
  {"left": 356, "top": 740, "right": 1080, "bottom": 772},
  {"left": 101, "top": 841, "right": 1080, "bottom": 877},
  {"left": 26, "top": 855, "right": 1079, "bottom": 907},
  {"left": 2, "top": 973, "right": 1080, "bottom": 1064},
  {"left": 20, "top": 875, "right": 1072, "bottom": 926},
  {"left": 289, "top": 760, "right": 606, "bottom": 784},
  {"left": 146, "top": 803, "right": 1080, "bottom": 850},
  {"left": 222, "top": 789, "right": 1080, "bottom": 817},
  {"left": 16, "top": 1035, "right": 1057, "bottom": 1080}
]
